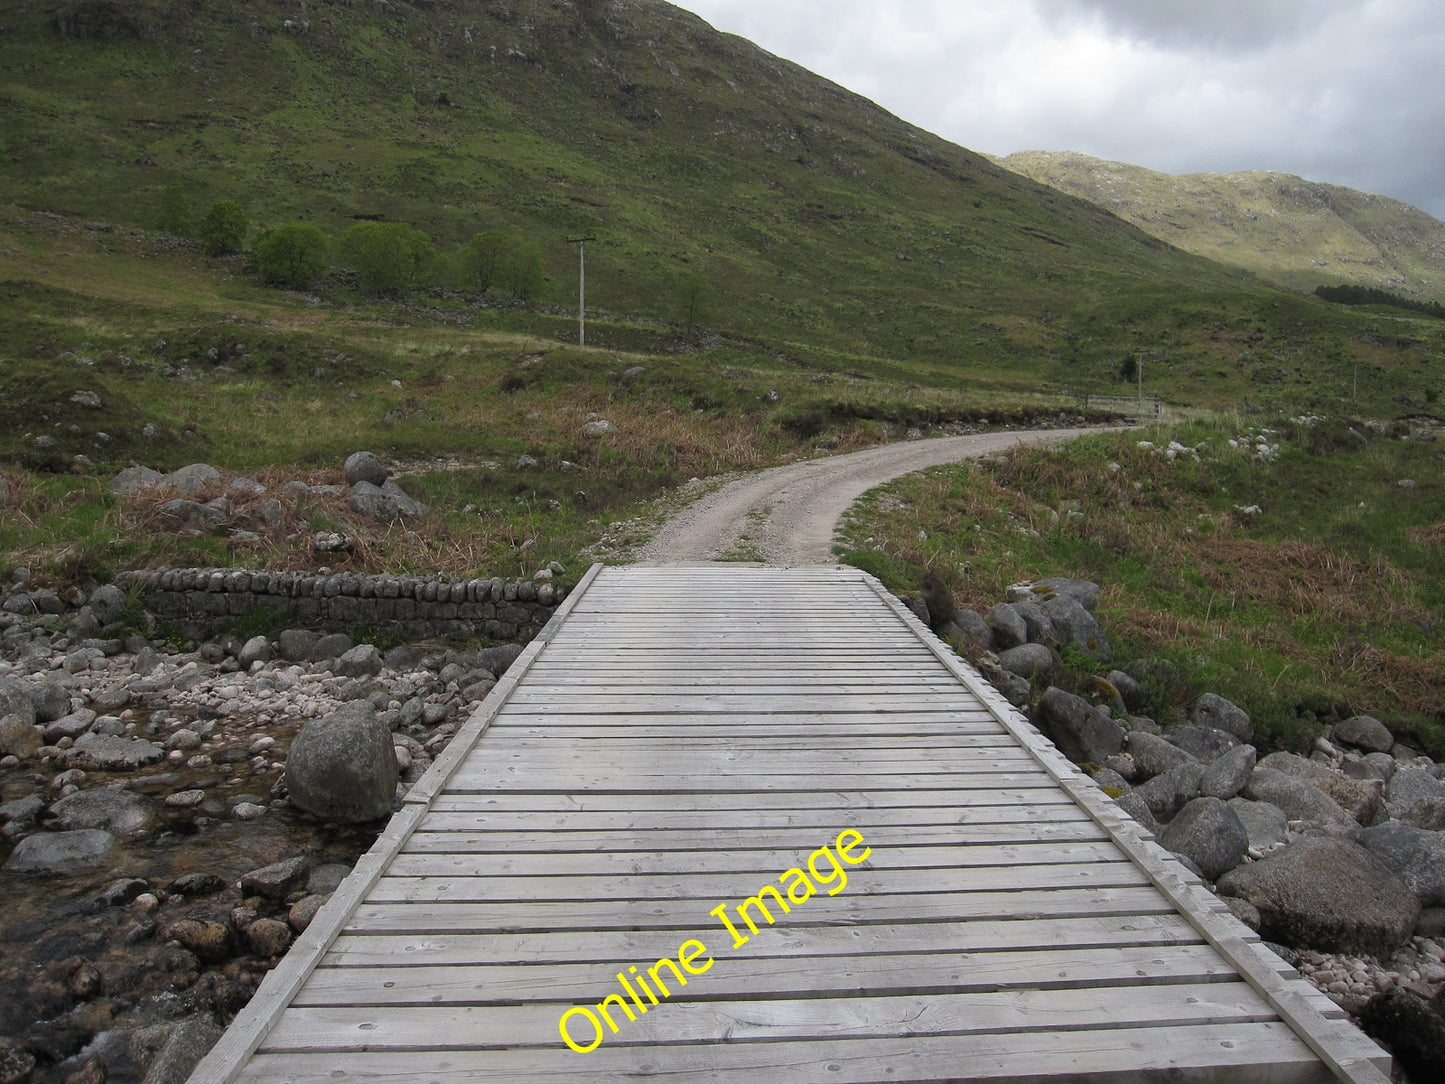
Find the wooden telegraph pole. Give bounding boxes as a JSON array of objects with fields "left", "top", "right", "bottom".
[{"left": 567, "top": 236, "right": 597, "bottom": 347}]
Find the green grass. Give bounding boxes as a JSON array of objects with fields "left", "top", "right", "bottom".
[{"left": 838, "top": 417, "right": 1445, "bottom": 757}]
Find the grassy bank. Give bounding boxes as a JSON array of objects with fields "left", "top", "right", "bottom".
[{"left": 838, "top": 416, "right": 1445, "bottom": 757}]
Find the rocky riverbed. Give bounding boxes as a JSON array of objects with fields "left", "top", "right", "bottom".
[{"left": 0, "top": 580, "right": 520, "bottom": 1083}]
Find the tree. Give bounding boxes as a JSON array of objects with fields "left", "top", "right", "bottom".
[
  {"left": 255, "top": 223, "right": 329, "bottom": 288},
  {"left": 337, "top": 221, "right": 436, "bottom": 293},
  {"left": 155, "top": 184, "right": 192, "bottom": 236},
  {"left": 458, "top": 229, "right": 510, "bottom": 292},
  {"left": 675, "top": 267, "right": 715, "bottom": 327},
  {"left": 198, "top": 199, "right": 248, "bottom": 256},
  {"left": 502, "top": 238, "right": 545, "bottom": 300}
]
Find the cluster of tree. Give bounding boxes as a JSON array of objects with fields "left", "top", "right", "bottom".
[
  {"left": 154, "top": 187, "right": 548, "bottom": 298},
  {"left": 1314, "top": 283, "right": 1445, "bottom": 320}
]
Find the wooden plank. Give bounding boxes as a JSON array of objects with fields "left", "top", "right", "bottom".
[
  {"left": 294, "top": 943, "right": 1235, "bottom": 1006},
  {"left": 412, "top": 801, "right": 1092, "bottom": 831},
  {"left": 320, "top": 912, "right": 1208, "bottom": 968},
  {"left": 445, "top": 770, "right": 1057, "bottom": 793},
  {"left": 427, "top": 787, "right": 1079, "bottom": 812},
  {"left": 261, "top": 981, "right": 1279, "bottom": 1051},
  {"left": 344, "top": 886, "right": 1181, "bottom": 932},
  {"left": 400, "top": 822, "right": 1104, "bottom": 853},
  {"left": 235, "top": 1023, "right": 1338, "bottom": 1084}
]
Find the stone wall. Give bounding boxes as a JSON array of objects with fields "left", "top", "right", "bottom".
[{"left": 115, "top": 568, "right": 564, "bottom": 643}]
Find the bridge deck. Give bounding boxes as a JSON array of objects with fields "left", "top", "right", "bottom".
[{"left": 193, "top": 565, "right": 1390, "bottom": 1083}]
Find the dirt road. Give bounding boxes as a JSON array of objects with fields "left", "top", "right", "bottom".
[{"left": 635, "top": 427, "right": 1106, "bottom": 565}]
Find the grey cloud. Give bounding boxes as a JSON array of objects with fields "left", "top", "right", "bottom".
[{"left": 1040, "top": 0, "right": 1360, "bottom": 51}]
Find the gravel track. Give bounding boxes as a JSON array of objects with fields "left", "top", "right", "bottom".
[{"left": 635, "top": 428, "right": 1108, "bottom": 565}]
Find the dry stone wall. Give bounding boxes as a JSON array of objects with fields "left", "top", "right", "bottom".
[{"left": 115, "top": 568, "right": 563, "bottom": 643}]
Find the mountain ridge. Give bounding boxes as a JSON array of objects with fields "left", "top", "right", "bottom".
[{"left": 993, "top": 150, "right": 1445, "bottom": 302}]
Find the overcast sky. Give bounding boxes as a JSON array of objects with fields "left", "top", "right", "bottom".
[{"left": 676, "top": 0, "right": 1445, "bottom": 219}]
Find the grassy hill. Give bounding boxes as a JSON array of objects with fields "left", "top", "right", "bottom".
[
  {"left": 995, "top": 150, "right": 1445, "bottom": 303},
  {"left": 1, "top": 0, "right": 1440, "bottom": 416}
]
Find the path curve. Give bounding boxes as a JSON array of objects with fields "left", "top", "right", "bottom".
[{"left": 635, "top": 427, "right": 1108, "bottom": 565}]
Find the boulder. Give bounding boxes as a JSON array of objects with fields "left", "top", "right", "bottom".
[
  {"left": 948, "top": 609, "right": 992, "bottom": 648},
  {"left": 162, "top": 918, "right": 235, "bottom": 964},
  {"left": 1386, "top": 769, "right": 1445, "bottom": 830},
  {"left": 157, "top": 498, "right": 228, "bottom": 532},
  {"left": 1106, "top": 670, "right": 1144, "bottom": 711},
  {"left": 1132, "top": 760, "right": 1205, "bottom": 821},
  {"left": 1333, "top": 715, "right": 1394, "bottom": 753},
  {"left": 1227, "top": 798, "right": 1290, "bottom": 852},
  {"left": 88, "top": 584, "right": 129, "bottom": 626},
  {"left": 984, "top": 603, "right": 1027, "bottom": 650},
  {"left": 0, "top": 678, "right": 36, "bottom": 725},
  {"left": 1359, "top": 989, "right": 1445, "bottom": 1084},
  {"left": 49, "top": 786, "right": 154, "bottom": 833},
  {"left": 167, "top": 462, "right": 223, "bottom": 496},
  {"left": 309, "top": 632, "right": 354, "bottom": 661},
  {"left": 996, "top": 643, "right": 1054, "bottom": 680},
  {"left": 346, "top": 479, "right": 427, "bottom": 522},
  {"left": 1011, "top": 603, "right": 1056, "bottom": 644},
  {"left": 1199, "top": 743, "right": 1257, "bottom": 801},
  {"left": 285, "top": 702, "right": 399, "bottom": 823},
  {"left": 136, "top": 1016, "right": 224, "bottom": 1084},
  {"left": 1040, "top": 595, "right": 1111, "bottom": 662},
  {"left": 1258, "top": 751, "right": 1385, "bottom": 825},
  {"left": 1243, "top": 767, "right": 1354, "bottom": 826},
  {"left": 1033, "top": 687, "right": 1124, "bottom": 765},
  {"left": 241, "top": 856, "right": 311, "bottom": 901},
  {"left": 278, "top": 628, "right": 321, "bottom": 661},
  {"left": 0, "top": 714, "right": 42, "bottom": 758},
  {"left": 1125, "top": 730, "right": 1195, "bottom": 781},
  {"left": 1033, "top": 577, "right": 1100, "bottom": 611},
  {"left": 1162, "top": 724, "right": 1240, "bottom": 763},
  {"left": 67, "top": 732, "right": 165, "bottom": 771},
  {"left": 334, "top": 644, "right": 383, "bottom": 678},
  {"left": 237, "top": 635, "right": 273, "bottom": 668},
  {"left": 4, "top": 829, "right": 115, "bottom": 874},
  {"left": 1158, "top": 796, "right": 1249, "bottom": 881},
  {"left": 1358, "top": 822, "right": 1445, "bottom": 907},
  {"left": 246, "top": 917, "right": 294, "bottom": 957},
  {"left": 109, "top": 465, "right": 167, "bottom": 495},
  {"left": 1217, "top": 837, "right": 1419, "bottom": 957},
  {"left": 475, "top": 643, "right": 524, "bottom": 676},
  {"left": 1191, "top": 693, "right": 1253, "bottom": 742},
  {"left": 28, "top": 681, "right": 71, "bottom": 724},
  {"left": 343, "top": 450, "right": 388, "bottom": 487}
]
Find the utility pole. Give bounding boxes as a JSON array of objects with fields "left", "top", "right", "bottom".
[{"left": 566, "top": 236, "right": 597, "bottom": 348}]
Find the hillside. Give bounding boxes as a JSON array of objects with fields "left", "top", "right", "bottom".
[
  {"left": 0, "top": 0, "right": 1440, "bottom": 423},
  {"left": 995, "top": 151, "right": 1445, "bottom": 302}
]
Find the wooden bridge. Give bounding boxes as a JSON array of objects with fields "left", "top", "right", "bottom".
[{"left": 192, "top": 564, "right": 1391, "bottom": 1082}]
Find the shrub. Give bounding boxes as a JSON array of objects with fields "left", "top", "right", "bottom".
[
  {"left": 155, "top": 184, "right": 191, "bottom": 236},
  {"left": 458, "top": 229, "right": 510, "bottom": 292},
  {"left": 255, "top": 223, "right": 329, "bottom": 288},
  {"left": 337, "top": 221, "right": 435, "bottom": 294},
  {"left": 198, "top": 199, "right": 248, "bottom": 256}
]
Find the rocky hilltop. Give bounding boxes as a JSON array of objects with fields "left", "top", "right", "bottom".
[{"left": 996, "top": 150, "right": 1445, "bottom": 301}]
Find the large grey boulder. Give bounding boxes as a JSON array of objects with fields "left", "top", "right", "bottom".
[
  {"left": 996, "top": 643, "right": 1054, "bottom": 680},
  {"left": 1358, "top": 822, "right": 1445, "bottom": 906},
  {"left": 1243, "top": 767, "right": 1353, "bottom": 826},
  {"left": 1386, "top": 769, "right": 1445, "bottom": 830},
  {"left": 285, "top": 702, "right": 399, "bottom": 823},
  {"left": 1034, "top": 687, "right": 1124, "bottom": 765},
  {"left": 167, "top": 462, "right": 223, "bottom": 496},
  {"left": 88, "top": 584, "right": 129, "bottom": 626},
  {"left": 1033, "top": 577, "right": 1100, "bottom": 610},
  {"left": 0, "top": 714, "right": 42, "bottom": 759},
  {"left": 28, "top": 680, "right": 71, "bottom": 724},
  {"left": 343, "top": 450, "right": 388, "bottom": 487},
  {"left": 984, "top": 603, "right": 1027, "bottom": 650},
  {"left": 1217, "top": 837, "right": 1420, "bottom": 957},
  {"left": 67, "top": 732, "right": 165, "bottom": 771},
  {"left": 1199, "top": 743, "right": 1257, "bottom": 801},
  {"left": 1257, "top": 751, "right": 1384, "bottom": 826},
  {"left": 50, "top": 786, "right": 154, "bottom": 834},
  {"left": 109, "top": 465, "right": 167, "bottom": 495},
  {"left": 1333, "top": 715, "right": 1394, "bottom": 753},
  {"left": 334, "top": 644, "right": 383, "bottom": 678},
  {"left": 1126, "top": 730, "right": 1195, "bottom": 781},
  {"left": 4, "top": 829, "right": 115, "bottom": 874},
  {"left": 1162, "top": 724, "right": 1240, "bottom": 763},
  {"left": 0, "top": 678, "right": 36, "bottom": 725},
  {"left": 1133, "top": 760, "right": 1205, "bottom": 821},
  {"left": 1191, "top": 693, "right": 1253, "bottom": 742},
  {"left": 1227, "top": 798, "right": 1290, "bottom": 852},
  {"left": 1040, "top": 594, "right": 1111, "bottom": 662},
  {"left": 347, "top": 479, "right": 427, "bottom": 522},
  {"left": 474, "top": 643, "right": 524, "bottom": 676},
  {"left": 1158, "top": 796, "right": 1249, "bottom": 881}
]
